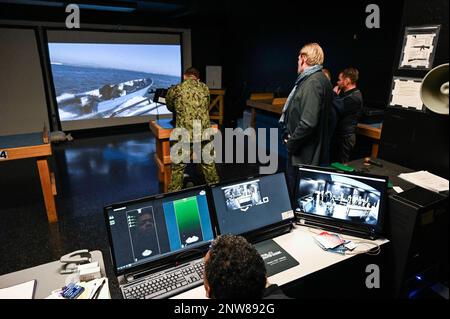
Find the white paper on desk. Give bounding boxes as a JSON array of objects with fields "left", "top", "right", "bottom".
[
  {"left": 393, "top": 186, "right": 404, "bottom": 194},
  {"left": 77, "top": 278, "right": 110, "bottom": 299},
  {"left": 0, "top": 279, "right": 36, "bottom": 299},
  {"left": 45, "top": 292, "right": 64, "bottom": 299},
  {"left": 390, "top": 79, "right": 423, "bottom": 110},
  {"left": 399, "top": 171, "right": 449, "bottom": 193},
  {"left": 314, "top": 235, "right": 343, "bottom": 250}
]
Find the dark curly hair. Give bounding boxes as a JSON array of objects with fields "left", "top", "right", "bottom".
[{"left": 205, "top": 235, "right": 267, "bottom": 299}]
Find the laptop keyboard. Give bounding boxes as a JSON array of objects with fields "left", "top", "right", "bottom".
[{"left": 122, "top": 259, "right": 205, "bottom": 299}]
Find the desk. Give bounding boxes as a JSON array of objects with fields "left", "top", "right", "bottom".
[
  {"left": 246, "top": 99, "right": 284, "bottom": 128},
  {"left": 172, "top": 225, "right": 389, "bottom": 299},
  {"left": 246, "top": 99, "right": 383, "bottom": 158},
  {"left": 0, "top": 251, "right": 109, "bottom": 299},
  {"left": 209, "top": 89, "right": 225, "bottom": 125},
  {"left": 355, "top": 123, "right": 382, "bottom": 158},
  {"left": 149, "top": 119, "right": 219, "bottom": 192},
  {"left": 0, "top": 130, "right": 58, "bottom": 223}
]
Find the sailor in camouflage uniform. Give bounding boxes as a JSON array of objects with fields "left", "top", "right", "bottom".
[{"left": 166, "top": 67, "right": 220, "bottom": 192}]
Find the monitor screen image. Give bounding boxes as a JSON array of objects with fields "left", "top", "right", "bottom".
[
  {"left": 47, "top": 43, "right": 181, "bottom": 123},
  {"left": 106, "top": 188, "right": 214, "bottom": 273},
  {"left": 163, "top": 196, "right": 206, "bottom": 250},
  {"left": 295, "top": 167, "right": 387, "bottom": 230},
  {"left": 211, "top": 173, "right": 294, "bottom": 236},
  {"left": 127, "top": 206, "right": 161, "bottom": 262},
  {"left": 223, "top": 180, "right": 265, "bottom": 212}
]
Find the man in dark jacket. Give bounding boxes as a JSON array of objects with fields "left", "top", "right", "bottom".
[
  {"left": 331, "top": 67, "right": 363, "bottom": 164},
  {"left": 279, "top": 43, "right": 333, "bottom": 191}
]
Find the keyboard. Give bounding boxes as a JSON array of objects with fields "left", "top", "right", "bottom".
[{"left": 121, "top": 258, "right": 205, "bottom": 299}]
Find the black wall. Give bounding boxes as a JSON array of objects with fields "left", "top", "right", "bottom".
[
  {"left": 401, "top": 0, "right": 448, "bottom": 67},
  {"left": 1, "top": 1, "right": 405, "bottom": 124},
  {"left": 379, "top": 0, "right": 449, "bottom": 178},
  {"left": 212, "top": 1, "right": 405, "bottom": 122}
]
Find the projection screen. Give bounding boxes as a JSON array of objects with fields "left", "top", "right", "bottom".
[{"left": 46, "top": 30, "right": 182, "bottom": 131}]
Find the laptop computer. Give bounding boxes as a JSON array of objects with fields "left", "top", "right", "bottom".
[
  {"left": 294, "top": 165, "right": 388, "bottom": 240},
  {"left": 104, "top": 185, "right": 215, "bottom": 299},
  {"left": 209, "top": 172, "right": 295, "bottom": 243}
]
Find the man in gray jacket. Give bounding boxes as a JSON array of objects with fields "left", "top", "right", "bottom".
[{"left": 279, "top": 43, "right": 333, "bottom": 191}]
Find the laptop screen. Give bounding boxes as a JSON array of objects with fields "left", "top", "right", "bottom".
[
  {"left": 295, "top": 166, "right": 387, "bottom": 236},
  {"left": 105, "top": 187, "right": 214, "bottom": 273},
  {"left": 210, "top": 173, "right": 294, "bottom": 236}
]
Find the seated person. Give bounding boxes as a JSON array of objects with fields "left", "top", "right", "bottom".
[{"left": 203, "top": 235, "right": 289, "bottom": 299}]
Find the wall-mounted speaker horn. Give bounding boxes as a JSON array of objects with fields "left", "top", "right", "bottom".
[{"left": 420, "top": 63, "right": 449, "bottom": 115}]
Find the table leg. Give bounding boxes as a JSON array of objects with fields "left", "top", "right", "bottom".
[
  {"left": 251, "top": 108, "right": 256, "bottom": 129},
  {"left": 51, "top": 173, "right": 57, "bottom": 195},
  {"left": 219, "top": 96, "right": 224, "bottom": 125},
  {"left": 371, "top": 143, "right": 379, "bottom": 158},
  {"left": 36, "top": 158, "right": 58, "bottom": 223},
  {"left": 156, "top": 139, "right": 163, "bottom": 163},
  {"left": 163, "top": 164, "right": 171, "bottom": 193},
  {"left": 162, "top": 140, "right": 171, "bottom": 163}
]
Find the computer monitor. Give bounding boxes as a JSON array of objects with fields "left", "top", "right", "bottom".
[
  {"left": 104, "top": 186, "right": 215, "bottom": 275},
  {"left": 153, "top": 88, "right": 169, "bottom": 105},
  {"left": 294, "top": 166, "right": 388, "bottom": 239},
  {"left": 210, "top": 173, "right": 294, "bottom": 241}
]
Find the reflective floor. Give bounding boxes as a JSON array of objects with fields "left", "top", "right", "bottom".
[
  {"left": 0, "top": 131, "right": 260, "bottom": 298},
  {"left": 1, "top": 132, "right": 447, "bottom": 299}
]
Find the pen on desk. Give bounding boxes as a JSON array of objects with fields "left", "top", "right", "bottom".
[
  {"left": 87, "top": 280, "right": 99, "bottom": 299},
  {"left": 92, "top": 279, "right": 106, "bottom": 299}
]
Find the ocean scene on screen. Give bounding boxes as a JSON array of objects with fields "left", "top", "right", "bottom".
[{"left": 48, "top": 43, "right": 181, "bottom": 120}]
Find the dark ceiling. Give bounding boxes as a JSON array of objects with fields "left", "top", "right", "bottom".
[
  {"left": 0, "top": 0, "right": 233, "bottom": 15},
  {"left": 0, "top": 0, "right": 234, "bottom": 26},
  {"left": 1, "top": 0, "right": 394, "bottom": 28},
  {"left": 0, "top": 0, "right": 198, "bottom": 13}
]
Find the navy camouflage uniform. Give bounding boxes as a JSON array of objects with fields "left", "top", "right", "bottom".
[{"left": 166, "top": 78, "right": 220, "bottom": 192}]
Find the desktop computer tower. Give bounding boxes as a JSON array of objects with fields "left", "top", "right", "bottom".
[{"left": 387, "top": 186, "right": 448, "bottom": 298}]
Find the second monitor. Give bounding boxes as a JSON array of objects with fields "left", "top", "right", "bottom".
[
  {"left": 210, "top": 173, "right": 294, "bottom": 241},
  {"left": 294, "top": 166, "right": 388, "bottom": 239}
]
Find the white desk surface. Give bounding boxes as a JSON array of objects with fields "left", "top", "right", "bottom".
[
  {"left": 0, "top": 250, "right": 110, "bottom": 299},
  {"left": 172, "top": 225, "right": 389, "bottom": 299}
]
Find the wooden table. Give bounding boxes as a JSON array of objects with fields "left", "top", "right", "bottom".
[
  {"left": 246, "top": 99, "right": 383, "bottom": 158},
  {"left": 0, "top": 130, "right": 58, "bottom": 223},
  {"left": 355, "top": 123, "right": 382, "bottom": 158},
  {"left": 209, "top": 89, "right": 225, "bottom": 125},
  {"left": 246, "top": 99, "right": 284, "bottom": 128},
  {"left": 149, "top": 119, "right": 219, "bottom": 192}
]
